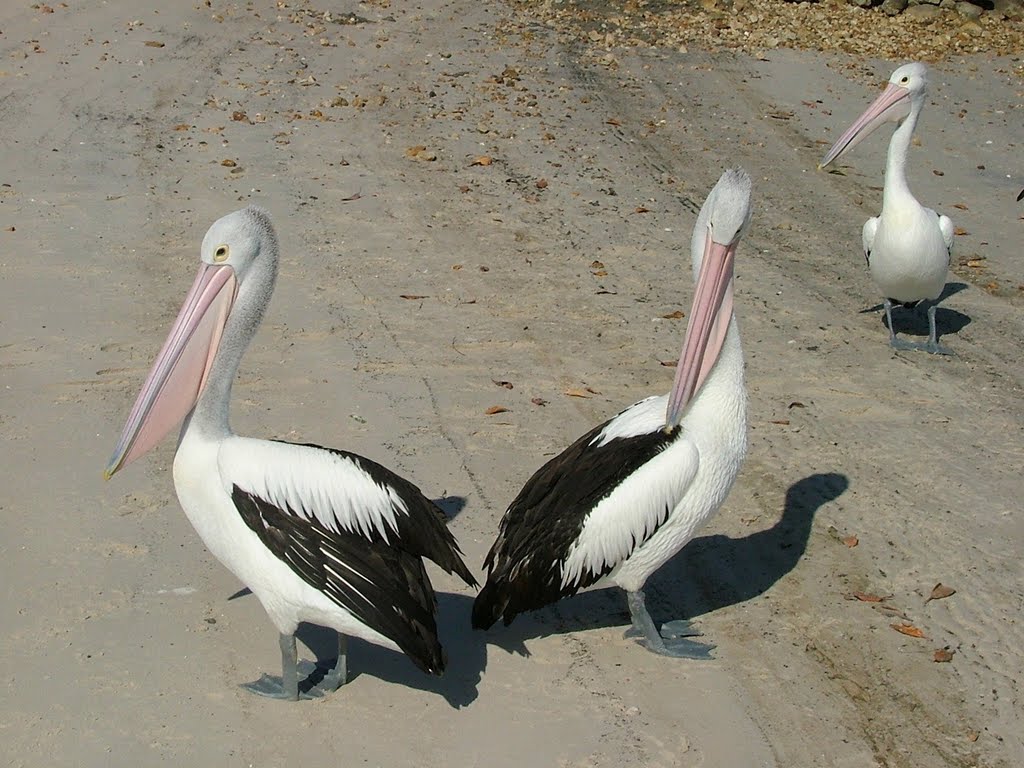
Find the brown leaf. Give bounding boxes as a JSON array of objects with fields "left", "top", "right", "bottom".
[
  {"left": 492, "top": 379, "right": 514, "bottom": 389},
  {"left": 458, "top": 185, "right": 471, "bottom": 193},
  {"left": 952, "top": 203, "right": 968, "bottom": 211},
  {"left": 590, "top": 260, "right": 604, "bottom": 269},
  {"left": 231, "top": 111, "right": 248, "bottom": 122},
  {"left": 966, "top": 731, "right": 979, "bottom": 743},
  {"left": 788, "top": 401, "right": 806, "bottom": 409},
  {"left": 531, "top": 397, "right": 548, "bottom": 407},
  {"left": 966, "top": 257, "right": 986, "bottom": 268},
  {"left": 144, "top": 40, "right": 165, "bottom": 48},
  {"left": 891, "top": 623, "right": 927, "bottom": 639},
  {"left": 769, "top": 419, "right": 790, "bottom": 426},
  {"left": 662, "top": 310, "right": 685, "bottom": 319},
  {"left": 172, "top": 123, "right": 191, "bottom": 131},
  {"left": 932, "top": 169, "right": 945, "bottom": 176},
  {"left": 451, "top": 264, "right": 463, "bottom": 271},
  {"left": 849, "top": 591, "right": 888, "bottom": 603},
  {"left": 535, "top": 178, "right": 548, "bottom": 189},
  {"left": 634, "top": 206, "right": 651, "bottom": 214},
  {"left": 926, "top": 583, "right": 956, "bottom": 603},
  {"left": 470, "top": 155, "right": 492, "bottom": 166},
  {"left": 484, "top": 405, "right": 509, "bottom": 415},
  {"left": 842, "top": 535, "right": 859, "bottom": 548},
  {"left": 605, "top": 117, "right": 622, "bottom": 126},
  {"left": 933, "top": 647, "right": 955, "bottom": 663},
  {"left": 564, "top": 386, "right": 601, "bottom": 398},
  {"left": 220, "top": 159, "right": 237, "bottom": 167},
  {"left": 399, "top": 294, "right": 428, "bottom": 300},
  {"left": 340, "top": 191, "right": 362, "bottom": 202},
  {"left": 954, "top": 226, "right": 969, "bottom": 236}
]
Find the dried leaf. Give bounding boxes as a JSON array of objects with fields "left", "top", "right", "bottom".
[
  {"left": 231, "top": 110, "right": 247, "bottom": 122},
  {"left": 788, "top": 401, "right": 806, "bottom": 409},
  {"left": 399, "top": 294, "right": 428, "bottom": 300},
  {"left": 926, "top": 583, "right": 956, "bottom": 603},
  {"left": 842, "top": 535, "right": 859, "bottom": 548},
  {"left": 340, "top": 191, "right": 362, "bottom": 202},
  {"left": 531, "top": 397, "right": 548, "bottom": 407},
  {"left": 966, "top": 257, "right": 986, "bottom": 268},
  {"left": 484, "top": 405, "right": 509, "bottom": 415},
  {"left": 952, "top": 203, "right": 968, "bottom": 211},
  {"left": 535, "top": 178, "right": 548, "bottom": 189},
  {"left": 932, "top": 169, "right": 945, "bottom": 176},
  {"left": 966, "top": 731, "right": 979, "bottom": 743},
  {"left": 634, "top": 206, "right": 650, "bottom": 214},
  {"left": 891, "top": 623, "right": 927, "bottom": 639},
  {"left": 769, "top": 419, "right": 790, "bottom": 426},
  {"left": 933, "top": 647, "right": 955, "bottom": 663},
  {"left": 144, "top": 40, "right": 165, "bottom": 48},
  {"left": 849, "top": 591, "right": 888, "bottom": 603},
  {"left": 564, "top": 386, "right": 600, "bottom": 398},
  {"left": 605, "top": 117, "right": 622, "bottom": 126},
  {"left": 470, "top": 155, "right": 492, "bottom": 166},
  {"left": 492, "top": 379, "right": 514, "bottom": 390},
  {"left": 662, "top": 310, "right": 685, "bottom": 319},
  {"left": 590, "top": 260, "right": 604, "bottom": 269},
  {"left": 172, "top": 123, "right": 191, "bottom": 131},
  {"left": 954, "top": 226, "right": 969, "bottom": 236},
  {"left": 220, "top": 159, "right": 237, "bottom": 167},
  {"left": 458, "top": 185, "right": 471, "bottom": 193}
]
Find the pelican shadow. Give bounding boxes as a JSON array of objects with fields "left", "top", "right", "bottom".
[
  {"left": 295, "top": 591, "right": 485, "bottom": 708},
  {"left": 861, "top": 282, "right": 970, "bottom": 341},
  {"left": 433, "top": 494, "right": 468, "bottom": 522},
  {"left": 484, "top": 472, "right": 848, "bottom": 650}
]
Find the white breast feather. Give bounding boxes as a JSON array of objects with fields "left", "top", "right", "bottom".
[
  {"left": 560, "top": 437, "right": 699, "bottom": 589},
  {"left": 219, "top": 437, "right": 408, "bottom": 543}
]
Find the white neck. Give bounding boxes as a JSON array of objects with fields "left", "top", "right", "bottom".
[
  {"left": 882, "top": 99, "right": 922, "bottom": 213},
  {"left": 182, "top": 260, "right": 276, "bottom": 443}
]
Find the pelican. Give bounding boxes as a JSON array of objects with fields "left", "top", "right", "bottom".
[
  {"left": 820, "top": 62, "right": 954, "bottom": 355},
  {"left": 105, "top": 207, "right": 477, "bottom": 700},
  {"left": 471, "top": 169, "right": 752, "bottom": 658}
]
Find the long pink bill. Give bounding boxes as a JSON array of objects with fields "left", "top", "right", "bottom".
[
  {"left": 819, "top": 82, "right": 911, "bottom": 169},
  {"left": 105, "top": 263, "right": 237, "bottom": 479},
  {"left": 665, "top": 231, "right": 737, "bottom": 429}
]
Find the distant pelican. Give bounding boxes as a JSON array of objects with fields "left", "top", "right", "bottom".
[
  {"left": 820, "top": 62, "right": 954, "bottom": 355},
  {"left": 106, "top": 207, "right": 476, "bottom": 700},
  {"left": 472, "top": 169, "right": 752, "bottom": 658}
]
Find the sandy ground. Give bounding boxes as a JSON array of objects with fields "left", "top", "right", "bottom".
[{"left": 2, "top": 1, "right": 1023, "bottom": 766}]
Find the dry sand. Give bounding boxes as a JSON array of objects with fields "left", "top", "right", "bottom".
[{"left": 2, "top": 1, "right": 1023, "bottom": 767}]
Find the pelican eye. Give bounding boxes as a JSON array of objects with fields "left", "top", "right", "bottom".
[
  {"left": 900, "top": 76, "right": 909, "bottom": 83},
  {"left": 213, "top": 244, "right": 230, "bottom": 262}
]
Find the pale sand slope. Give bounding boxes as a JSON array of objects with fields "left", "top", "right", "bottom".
[{"left": 1, "top": 1, "right": 1022, "bottom": 767}]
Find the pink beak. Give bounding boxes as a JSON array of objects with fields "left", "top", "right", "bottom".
[
  {"left": 819, "top": 81, "right": 911, "bottom": 169},
  {"left": 105, "top": 263, "right": 237, "bottom": 478},
  {"left": 665, "top": 230, "right": 737, "bottom": 429}
]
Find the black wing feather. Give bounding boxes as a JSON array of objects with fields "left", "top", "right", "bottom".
[
  {"left": 472, "top": 419, "right": 680, "bottom": 629},
  {"left": 231, "top": 441, "right": 476, "bottom": 675}
]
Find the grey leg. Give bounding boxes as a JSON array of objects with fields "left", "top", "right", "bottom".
[
  {"left": 923, "top": 304, "right": 953, "bottom": 355},
  {"left": 623, "top": 589, "right": 715, "bottom": 660},
  {"left": 240, "top": 632, "right": 300, "bottom": 701},
  {"left": 305, "top": 632, "right": 348, "bottom": 697}
]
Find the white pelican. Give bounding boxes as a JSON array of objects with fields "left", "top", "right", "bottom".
[
  {"left": 820, "top": 62, "right": 954, "bottom": 355},
  {"left": 105, "top": 207, "right": 476, "bottom": 700},
  {"left": 471, "top": 169, "right": 752, "bottom": 658}
]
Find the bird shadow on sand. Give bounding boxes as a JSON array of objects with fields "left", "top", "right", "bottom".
[
  {"left": 292, "top": 591, "right": 486, "bottom": 708},
  {"left": 861, "top": 282, "right": 970, "bottom": 341},
  {"left": 481, "top": 472, "right": 849, "bottom": 653},
  {"left": 433, "top": 494, "right": 468, "bottom": 522}
]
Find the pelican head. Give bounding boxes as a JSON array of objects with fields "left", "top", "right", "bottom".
[
  {"left": 666, "top": 168, "right": 752, "bottom": 428},
  {"left": 819, "top": 62, "right": 928, "bottom": 169},
  {"left": 105, "top": 206, "right": 278, "bottom": 479}
]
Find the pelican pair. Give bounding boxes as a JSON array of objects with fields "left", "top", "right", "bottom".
[{"left": 106, "top": 169, "right": 754, "bottom": 699}]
